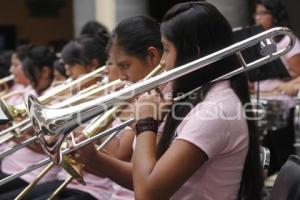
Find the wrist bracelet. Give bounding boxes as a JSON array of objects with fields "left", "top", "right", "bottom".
[{"left": 135, "top": 117, "right": 159, "bottom": 136}]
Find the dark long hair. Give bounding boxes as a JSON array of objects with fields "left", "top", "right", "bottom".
[
  {"left": 22, "top": 46, "right": 55, "bottom": 89},
  {"left": 158, "top": 2, "right": 263, "bottom": 200},
  {"left": 62, "top": 34, "right": 108, "bottom": 67},
  {"left": 107, "top": 16, "right": 163, "bottom": 60}
]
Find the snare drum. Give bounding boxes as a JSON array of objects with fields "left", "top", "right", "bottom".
[
  {"left": 251, "top": 95, "right": 291, "bottom": 131},
  {"left": 293, "top": 98, "right": 300, "bottom": 156}
]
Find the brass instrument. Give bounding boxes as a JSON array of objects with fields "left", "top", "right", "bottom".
[
  {"left": 0, "top": 27, "right": 295, "bottom": 187},
  {"left": 0, "top": 118, "right": 135, "bottom": 186},
  {"left": 15, "top": 65, "right": 164, "bottom": 199},
  {"left": 27, "top": 27, "right": 296, "bottom": 164},
  {"left": 2, "top": 79, "right": 124, "bottom": 199},
  {"left": 1, "top": 90, "right": 23, "bottom": 101},
  {"left": 0, "top": 79, "right": 124, "bottom": 158},
  {"left": 0, "top": 66, "right": 106, "bottom": 142},
  {"left": 0, "top": 66, "right": 105, "bottom": 121},
  {"left": 48, "top": 128, "right": 123, "bottom": 200},
  {"left": 0, "top": 74, "right": 14, "bottom": 97}
]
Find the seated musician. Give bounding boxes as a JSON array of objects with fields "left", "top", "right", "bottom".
[
  {"left": 66, "top": 2, "right": 263, "bottom": 200},
  {"left": 0, "top": 46, "right": 59, "bottom": 195},
  {"left": 253, "top": 0, "right": 300, "bottom": 95},
  {"left": 252, "top": 0, "right": 300, "bottom": 175},
  {"left": 4, "top": 45, "right": 36, "bottom": 105}
]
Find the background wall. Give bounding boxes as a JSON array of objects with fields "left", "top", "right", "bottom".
[
  {"left": 0, "top": 0, "right": 73, "bottom": 48},
  {"left": 287, "top": 0, "right": 300, "bottom": 38}
]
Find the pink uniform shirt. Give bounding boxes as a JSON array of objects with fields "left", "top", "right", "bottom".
[
  {"left": 171, "top": 81, "right": 249, "bottom": 200},
  {"left": 5, "top": 84, "right": 35, "bottom": 105},
  {"left": 60, "top": 171, "right": 113, "bottom": 200},
  {"left": 0, "top": 85, "right": 36, "bottom": 152}
]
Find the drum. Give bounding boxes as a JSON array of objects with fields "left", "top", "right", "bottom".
[
  {"left": 251, "top": 95, "right": 291, "bottom": 131},
  {"left": 293, "top": 98, "right": 300, "bottom": 156}
]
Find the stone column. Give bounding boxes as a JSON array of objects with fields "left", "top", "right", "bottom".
[
  {"left": 73, "top": 0, "right": 148, "bottom": 36},
  {"left": 206, "top": 0, "right": 250, "bottom": 28}
]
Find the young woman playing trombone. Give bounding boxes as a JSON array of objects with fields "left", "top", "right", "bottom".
[
  {"left": 4, "top": 45, "right": 35, "bottom": 105},
  {"left": 67, "top": 2, "right": 263, "bottom": 200},
  {"left": 0, "top": 46, "right": 58, "bottom": 195}
]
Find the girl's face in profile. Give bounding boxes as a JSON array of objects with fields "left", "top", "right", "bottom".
[
  {"left": 109, "top": 43, "right": 154, "bottom": 83},
  {"left": 9, "top": 54, "right": 30, "bottom": 86},
  {"left": 64, "top": 63, "right": 90, "bottom": 80},
  {"left": 104, "top": 59, "right": 122, "bottom": 82},
  {"left": 160, "top": 36, "right": 177, "bottom": 71}
]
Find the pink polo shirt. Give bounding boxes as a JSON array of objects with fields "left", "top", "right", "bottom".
[
  {"left": 60, "top": 171, "right": 113, "bottom": 200},
  {"left": 5, "top": 84, "right": 35, "bottom": 105},
  {"left": 171, "top": 81, "right": 249, "bottom": 200}
]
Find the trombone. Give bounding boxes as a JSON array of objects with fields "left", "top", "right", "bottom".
[
  {"left": 0, "top": 66, "right": 106, "bottom": 141},
  {"left": 0, "top": 118, "right": 134, "bottom": 186},
  {"left": 0, "top": 66, "right": 105, "bottom": 121},
  {"left": 15, "top": 64, "right": 165, "bottom": 199},
  {"left": 0, "top": 79, "right": 125, "bottom": 158},
  {"left": 0, "top": 27, "right": 295, "bottom": 187},
  {"left": 27, "top": 27, "right": 296, "bottom": 164}
]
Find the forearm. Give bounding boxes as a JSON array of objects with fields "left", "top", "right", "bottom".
[
  {"left": 133, "top": 132, "right": 158, "bottom": 199},
  {"left": 85, "top": 151, "right": 134, "bottom": 190}
]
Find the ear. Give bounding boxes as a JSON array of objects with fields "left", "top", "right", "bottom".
[
  {"left": 146, "top": 47, "right": 161, "bottom": 68},
  {"left": 89, "top": 59, "right": 100, "bottom": 71}
]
